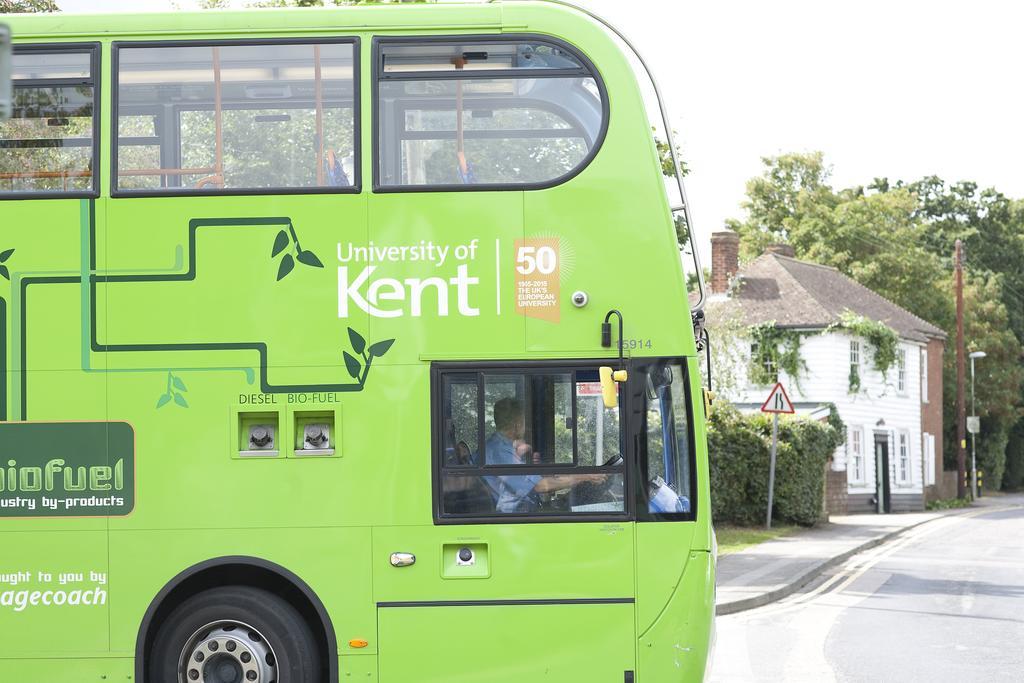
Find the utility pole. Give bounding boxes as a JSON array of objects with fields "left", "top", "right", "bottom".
[{"left": 955, "top": 240, "right": 967, "bottom": 499}]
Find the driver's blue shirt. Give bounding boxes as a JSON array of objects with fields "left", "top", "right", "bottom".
[{"left": 483, "top": 432, "right": 541, "bottom": 513}]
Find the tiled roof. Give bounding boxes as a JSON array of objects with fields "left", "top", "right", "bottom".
[{"left": 709, "top": 253, "right": 947, "bottom": 342}]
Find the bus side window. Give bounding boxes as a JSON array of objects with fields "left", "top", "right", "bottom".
[
  {"left": 376, "top": 38, "right": 606, "bottom": 190},
  {"left": 435, "top": 366, "right": 627, "bottom": 522},
  {"left": 641, "top": 361, "right": 694, "bottom": 519},
  {"left": 0, "top": 45, "right": 98, "bottom": 196},
  {"left": 114, "top": 40, "right": 357, "bottom": 193},
  {"left": 440, "top": 373, "right": 492, "bottom": 515}
]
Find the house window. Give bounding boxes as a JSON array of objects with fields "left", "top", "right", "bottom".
[
  {"left": 750, "top": 342, "right": 778, "bottom": 385},
  {"left": 897, "top": 348, "right": 907, "bottom": 394},
  {"left": 849, "top": 427, "right": 864, "bottom": 483},
  {"left": 924, "top": 433, "right": 936, "bottom": 486},
  {"left": 921, "top": 348, "right": 929, "bottom": 403},
  {"left": 849, "top": 340, "right": 861, "bottom": 391},
  {"left": 898, "top": 432, "right": 910, "bottom": 485}
]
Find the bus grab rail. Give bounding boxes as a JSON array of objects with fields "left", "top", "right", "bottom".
[
  {"left": 0, "top": 24, "right": 9, "bottom": 122},
  {"left": 494, "top": 0, "right": 708, "bottom": 318}
]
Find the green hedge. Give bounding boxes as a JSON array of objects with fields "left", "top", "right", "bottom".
[{"left": 708, "top": 404, "right": 845, "bottom": 526}]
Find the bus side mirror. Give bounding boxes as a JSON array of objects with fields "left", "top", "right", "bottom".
[
  {"left": 599, "top": 366, "right": 627, "bottom": 409},
  {"left": 0, "top": 24, "right": 10, "bottom": 121}
]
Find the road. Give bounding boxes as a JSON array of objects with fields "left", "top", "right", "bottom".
[{"left": 710, "top": 496, "right": 1024, "bottom": 682}]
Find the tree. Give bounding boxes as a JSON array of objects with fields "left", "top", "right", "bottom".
[
  {"left": 0, "top": 0, "right": 57, "bottom": 12},
  {"left": 702, "top": 304, "right": 753, "bottom": 402},
  {"left": 729, "top": 154, "right": 952, "bottom": 330},
  {"left": 874, "top": 175, "right": 1024, "bottom": 490},
  {"left": 726, "top": 152, "right": 837, "bottom": 260},
  {"left": 655, "top": 129, "right": 689, "bottom": 180},
  {"left": 940, "top": 274, "right": 1024, "bottom": 488},
  {"left": 896, "top": 176, "right": 1024, "bottom": 342}
]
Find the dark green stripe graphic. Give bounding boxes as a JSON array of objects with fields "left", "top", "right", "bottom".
[{"left": 18, "top": 206, "right": 392, "bottom": 420}]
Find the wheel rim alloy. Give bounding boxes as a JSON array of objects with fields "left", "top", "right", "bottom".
[{"left": 178, "top": 621, "right": 278, "bottom": 683}]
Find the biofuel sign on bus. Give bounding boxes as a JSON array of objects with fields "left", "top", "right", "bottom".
[{"left": 0, "top": 422, "right": 135, "bottom": 517}]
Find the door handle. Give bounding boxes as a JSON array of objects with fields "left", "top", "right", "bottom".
[{"left": 390, "top": 552, "right": 416, "bottom": 567}]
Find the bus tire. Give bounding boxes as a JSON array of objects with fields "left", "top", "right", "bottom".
[{"left": 148, "top": 585, "right": 321, "bottom": 683}]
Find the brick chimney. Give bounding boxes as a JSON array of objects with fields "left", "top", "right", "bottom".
[
  {"left": 765, "top": 243, "right": 796, "bottom": 258},
  {"left": 710, "top": 229, "right": 740, "bottom": 294}
]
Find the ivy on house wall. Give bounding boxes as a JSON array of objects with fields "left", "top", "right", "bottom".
[
  {"left": 831, "top": 311, "right": 900, "bottom": 393},
  {"left": 747, "top": 322, "right": 807, "bottom": 387},
  {"left": 743, "top": 312, "right": 899, "bottom": 395}
]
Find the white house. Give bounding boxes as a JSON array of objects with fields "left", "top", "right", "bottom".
[{"left": 706, "top": 230, "right": 946, "bottom": 513}]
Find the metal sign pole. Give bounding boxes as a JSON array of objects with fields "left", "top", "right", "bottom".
[
  {"left": 760, "top": 382, "right": 792, "bottom": 530},
  {"left": 767, "top": 413, "right": 778, "bottom": 529}
]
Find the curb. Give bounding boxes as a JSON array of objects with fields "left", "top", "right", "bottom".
[{"left": 714, "top": 505, "right": 993, "bottom": 616}]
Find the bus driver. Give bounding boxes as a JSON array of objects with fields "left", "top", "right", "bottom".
[{"left": 484, "top": 398, "right": 606, "bottom": 513}]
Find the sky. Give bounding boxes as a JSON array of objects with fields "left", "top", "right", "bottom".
[{"left": 52, "top": 0, "right": 1024, "bottom": 259}]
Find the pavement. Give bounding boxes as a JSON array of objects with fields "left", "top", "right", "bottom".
[{"left": 715, "top": 495, "right": 1018, "bottom": 616}]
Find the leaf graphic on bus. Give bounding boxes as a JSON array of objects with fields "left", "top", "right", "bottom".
[
  {"left": 297, "top": 250, "right": 324, "bottom": 268},
  {"left": 348, "top": 328, "right": 366, "bottom": 355},
  {"left": 159, "top": 371, "right": 190, "bottom": 409},
  {"left": 368, "top": 339, "right": 395, "bottom": 358},
  {"left": 277, "top": 254, "right": 295, "bottom": 281},
  {"left": 343, "top": 351, "right": 362, "bottom": 379},
  {"left": 271, "top": 230, "right": 290, "bottom": 257},
  {"left": 0, "top": 265, "right": 8, "bottom": 281},
  {"left": 0, "top": 248, "right": 13, "bottom": 263}
]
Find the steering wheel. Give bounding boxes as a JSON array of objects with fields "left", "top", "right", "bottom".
[{"left": 567, "top": 453, "right": 623, "bottom": 507}]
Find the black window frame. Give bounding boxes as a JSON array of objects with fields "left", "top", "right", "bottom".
[
  {"left": 372, "top": 33, "right": 609, "bottom": 194},
  {"left": 110, "top": 36, "right": 361, "bottom": 199},
  {"left": 0, "top": 42, "right": 101, "bottom": 202},
  {"left": 629, "top": 358, "right": 699, "bottom": 523},
  {"left": 431, "top": 359, "right": 632, "bottom": 525}
]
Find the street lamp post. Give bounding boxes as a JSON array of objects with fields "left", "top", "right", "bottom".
[{"left": 969, "top": 351, "right": 986, "bottom": 499}]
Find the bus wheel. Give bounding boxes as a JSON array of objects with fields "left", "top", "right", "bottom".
[{"left": 149, "top": 585, "right": 320, "bottom": 683}]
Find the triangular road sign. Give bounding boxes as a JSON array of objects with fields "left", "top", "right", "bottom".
[{"left": 760, "top": 382, "right": 795, "bottom": 414}]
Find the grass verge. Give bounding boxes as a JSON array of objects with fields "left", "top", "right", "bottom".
[
  {"left": 715, "top": 524, "right": 798, "bottom": 555},
  {"left": 926, "top": 497, "right": 973, "bottom": 510}
]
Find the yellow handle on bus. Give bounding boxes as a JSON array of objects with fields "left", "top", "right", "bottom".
[
  {"left": 702, "top": 388, "right": 715, "bottom": 416},
  {"left": 599, "top": 367, "right": 628, "bottom": 408}
]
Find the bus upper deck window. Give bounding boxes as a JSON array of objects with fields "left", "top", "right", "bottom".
[
  {"left": 376, "top": 38, "right": 606, "bottom": 190},
  {"left": 114, "top": 40, "right": 357, "bottom": 194},
  {"left": 0, "top": 46, "right": 97, "bottom": 197}
]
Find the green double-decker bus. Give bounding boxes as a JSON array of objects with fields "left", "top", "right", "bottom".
[{"left": 0, "top": 2, "right": 714, "bottom": 681}]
